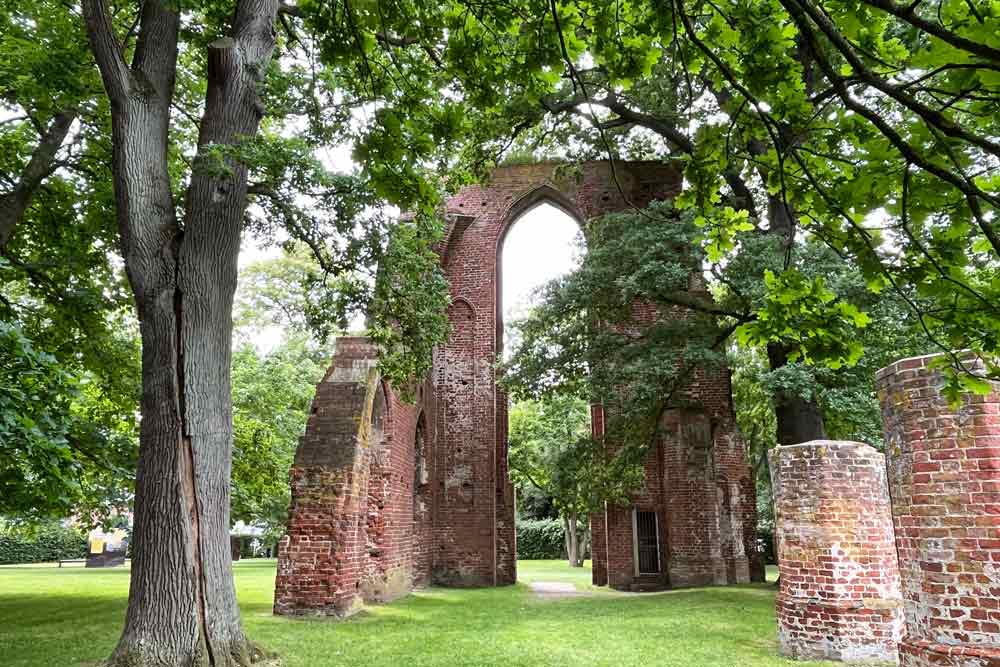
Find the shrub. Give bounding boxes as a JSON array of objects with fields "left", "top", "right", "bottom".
[
  {"left": 516, "top": 518, "right": 565, "bottom": 559},
  {"left": 0, "top": 522, "right": 88, "bottom": 564}
]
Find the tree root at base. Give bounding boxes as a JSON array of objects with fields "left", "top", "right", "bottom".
[{"left": 104, "top": 637, "right": 279, "bottom": 667}]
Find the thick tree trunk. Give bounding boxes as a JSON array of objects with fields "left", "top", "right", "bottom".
[
  {"left": 766, "top": 342, "right": 827, "bottom": 446},
  {"left": 82, "top": 0, "right": 278, "bottom": 664},
  {"left": 0, "top": 109, "right": 76, "bottom": 251}
]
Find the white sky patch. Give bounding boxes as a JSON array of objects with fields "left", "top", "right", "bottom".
[
  {"left": 501, "top": 203, "right": 584, "bottom": 354},
  {"left": 238, "top": 232, "right": 283, "bottom": 269},
  {"left": 235, "top": 232, "right": 286, "bottom": 354}
]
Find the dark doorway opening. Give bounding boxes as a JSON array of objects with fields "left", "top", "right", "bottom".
[{"left": 635, "top": 510, "right": 661, "bottom": 575}]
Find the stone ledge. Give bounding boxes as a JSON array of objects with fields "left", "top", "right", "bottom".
[{"left": 772, "top": 439, "right": 881, "bottom": 457}]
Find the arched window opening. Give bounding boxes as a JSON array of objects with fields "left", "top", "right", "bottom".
[
  {"left": 500, "top": 201, "right": 584, "bottom": 357},
  {"left": 369, "top": 381, "right": 386, "bottom": 440},
  {"left": 499, "top": 199, "right": 592, "bottom": 572}
]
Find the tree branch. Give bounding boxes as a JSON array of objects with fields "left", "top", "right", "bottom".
[
  {"left": 541, "top": 90, "right": 759, "bottom": 218},
  {"left": 859, "top": 0, "right": 1000, "bottom": 63},
  {"left": 787, "top": 0, "right": 1000, "bottom": 160},
  {"left": 784, "top": 1, "right": 1000, "bottom": 251},
  {"left": 0, "top": 109, "right": 77, "bottom": 251},
  {"left": 81, "top": 0, "right": 131, "bottom": 101}
]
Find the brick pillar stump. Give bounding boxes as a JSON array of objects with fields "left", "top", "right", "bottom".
[
  {"left": 878, "top": 354, "right": 1000, "bottom": 667},
  {"left": 769, "top": 440, "right": 904, "bottom": 663}
]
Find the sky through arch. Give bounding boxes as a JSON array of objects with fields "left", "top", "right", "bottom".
[{"left": 500, "top": 202, "right": 584, "bottom": 356}]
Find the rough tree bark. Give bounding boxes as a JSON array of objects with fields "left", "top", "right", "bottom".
[
  {"left": 766, "top": 342, "right": 827, "bottom": 445},
  {"left": 0, "top": 109, "right": 77, "bottom": 251},
  {"left": 81, "top": 0, "right": 279, "bottom": 665}
]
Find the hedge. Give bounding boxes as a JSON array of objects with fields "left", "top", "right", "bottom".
[
  {"left": 0, "top": 523, "right": 88, "bottom": 565},
  {"left": 516, "top": 518, "right": 565, "bottom": 560},
  {"left": 517, "top": 518, "right": 774, "bottom": 564}
]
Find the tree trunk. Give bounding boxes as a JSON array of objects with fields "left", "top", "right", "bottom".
[
  {"left": 562, "top": 515, "right": 572, "bottom": 563},
  {"left": 567, "top": 515, "right": 583, "bottom": 567},
  {"left": 82, "top": 1, "right": 279, "bottom": 664},
  {"left": 766, "top": 342, "right": 827, "bottom": 446},
  {"left": 0, "top": 109, "right": 76, "bottom": 251}
]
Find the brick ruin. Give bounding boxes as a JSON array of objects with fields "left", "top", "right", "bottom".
[
  {"left": 270, "top": 162, "right": 1000, "bottom": 665},
  {"left": 273, "top": 161, "right": 760, "bottom": 616},
  {"left": 769, "top": 441, "right": 904, "bottom": 662},
  {"left": 591, "top": 399, "right": 759, "bottom": 591},
  {"left": 877, "top": 356, "right": 1000, "bottom": 667},
  {"left": 770, "top": 355, "right": 1000, "bottom": 666}
]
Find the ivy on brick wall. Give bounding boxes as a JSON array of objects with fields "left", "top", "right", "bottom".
[
  {"left": 0, "top": 522, "right": 87, "bottom": 565},
  {"left": 515, "top": 519, "right": 565, "bottom": 560}
]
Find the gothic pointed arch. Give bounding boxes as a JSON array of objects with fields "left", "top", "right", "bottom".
[{"left": 275, "top": 160, "right": 758, "bottom": 614}]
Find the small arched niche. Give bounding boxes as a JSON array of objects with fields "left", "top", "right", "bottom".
[
  {"left": 413, "top": 412, "right": 429, "bottom": 503},
  {"left": 370, "top": 379, "right": 387, "bottom": 438}
]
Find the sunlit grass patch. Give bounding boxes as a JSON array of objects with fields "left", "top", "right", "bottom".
[{"left": 0, "top": 559, "right": 833, "bottom": 667}]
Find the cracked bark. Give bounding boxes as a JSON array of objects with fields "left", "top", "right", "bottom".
[{"left": 82, "top": 0, "right": 279, "bottom": 664}]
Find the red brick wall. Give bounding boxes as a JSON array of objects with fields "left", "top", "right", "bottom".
[
  {"left": 878, "top": 354, "right": 1000, "bottom": 667},
  {"left": 359, "top": 383, "right": 426, "bottom": 602},
  {"left": 274, "top": 338, "right": 383, "bottom": 617},
  {"left": 274, "top": 340, "right": 435, "bottom": 616},
  {"left": 276, "top": 161, "right": 760, "bottom": 613},
  {"left": 580, "top": 252, "right": 757, "bottom": 591},
  {"left": 769, "top": 440, "right": 904, "bottom": 662},
  {"left": 412, "top": 410, "right": 433, "bottom": 585},
  {"left": 590, "top": 356, "right": 758, "bottom": 592},
  {"left": 650, "top": 402, "right": 755, "bottom": 589},
  {"left": 435, "top": 161, "right": 685, "bottom": 586}
]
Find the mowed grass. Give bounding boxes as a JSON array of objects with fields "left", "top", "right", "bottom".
[{"left": 0, "top": 559, "right": 835, "bottom": 667}]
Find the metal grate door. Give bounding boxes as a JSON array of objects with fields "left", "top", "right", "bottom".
[{"left": 635, "top": 510, "right": 661, "bottom": 574}]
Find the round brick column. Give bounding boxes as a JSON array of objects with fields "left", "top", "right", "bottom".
[
  {"left": 769, "top": 441, "right": 904, "bottom": 662},
  {"left": 878, "top": 354, "right": 1000, "bottom": 667}
]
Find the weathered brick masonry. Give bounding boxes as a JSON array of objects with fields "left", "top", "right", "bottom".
[
  {"left": 592, "top": 397, "right": 759, "bottom": 591},
  {"left": 273, "top": 338, "right": 386, "bottom": 616},
  {"left": 769, "top": 441, "right": 904, "bottom": 662},
  {"left": 878, "top": 355, "right": 1000, "bottom": 667},
  {"left": 274, "top": 162, "right": 760, "bottom": 614}
]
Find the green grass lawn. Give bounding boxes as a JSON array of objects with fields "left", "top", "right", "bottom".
[{"left": 0, "top": 559, "right": 831, "bottom": 667}]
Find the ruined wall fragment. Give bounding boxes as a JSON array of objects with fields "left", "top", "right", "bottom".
[
  {"left": 878, "top": 355, "right": 1000, "bottom": 667},
  {"left": 276, "top": 161, "right": 762, "bottom": 606},
  {"left": 769, "top": 440, "right": 904, "bottom": 663},
  {"left": 273, "top": 338, "right": 383, "bottom": 617}
]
